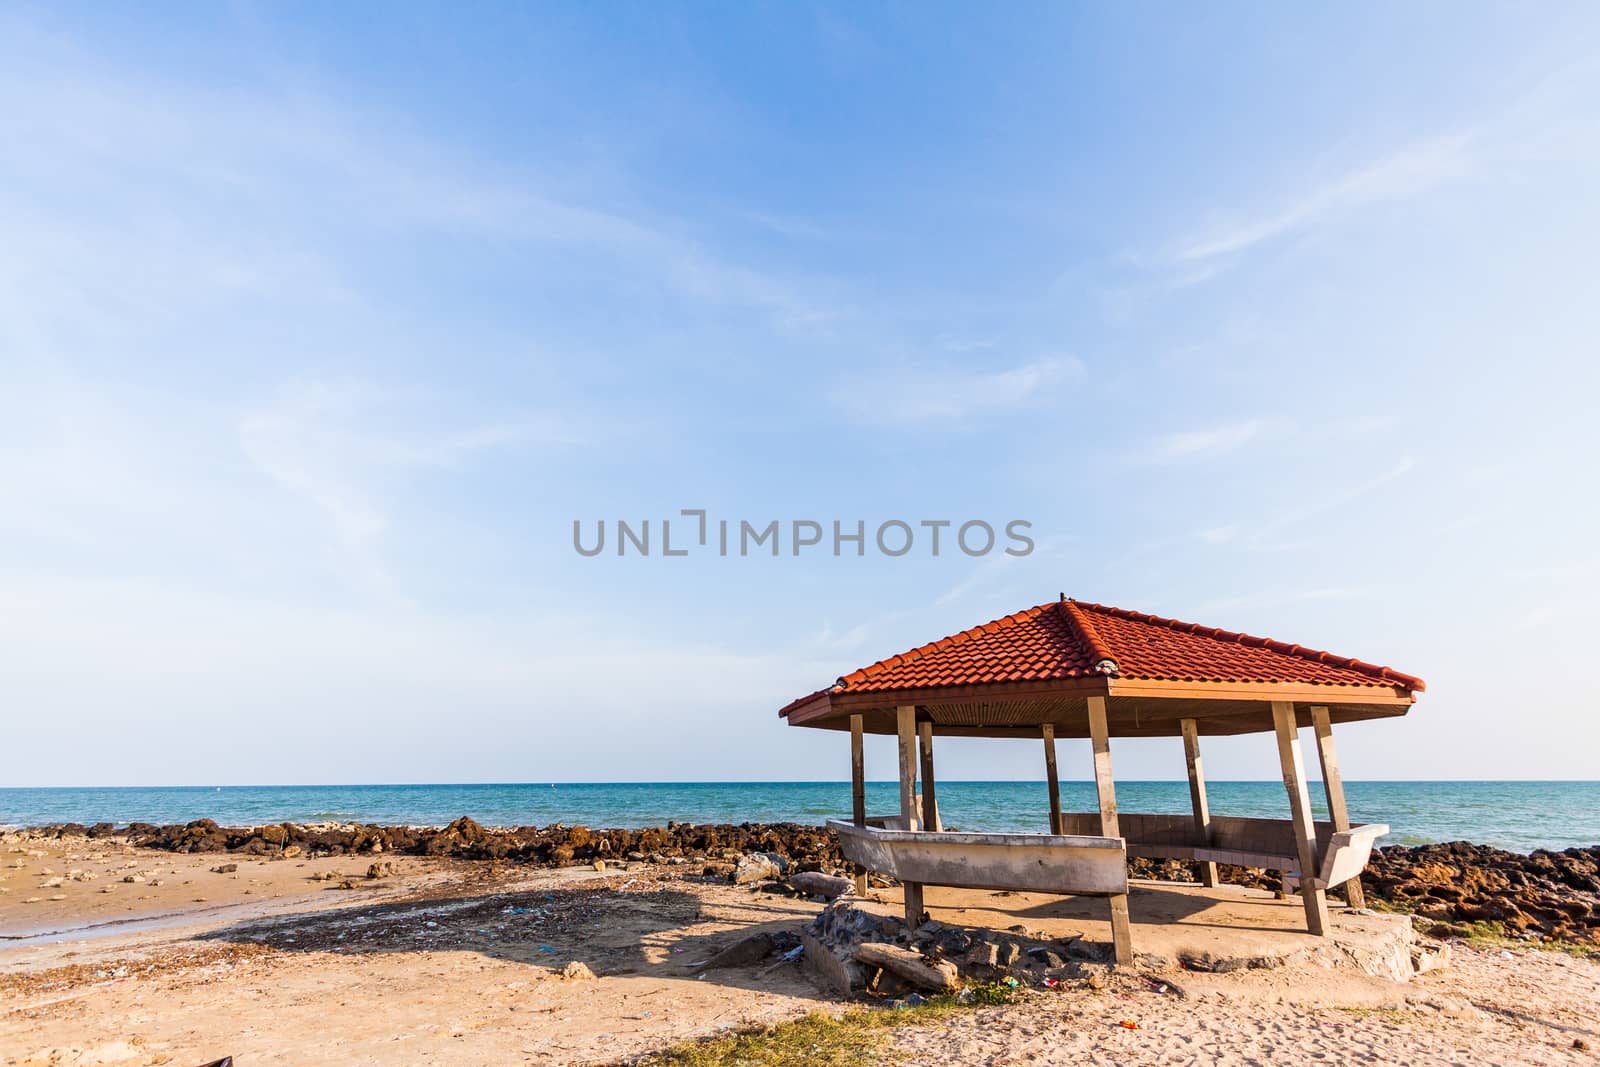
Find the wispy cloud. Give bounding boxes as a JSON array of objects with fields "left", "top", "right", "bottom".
[
  {"left": 0, "top": 20, "right": 836, "bottom": 333},
  {"left": 1174, "top": 133, "right": 1475, "bottom": 264},
  {"left": 237, "top": 380, "right": 581, "bottom": 599},
  {"left": 832, "top": 355, "right": 1081, "bottom": 425},
  {"left": 1135, "top": 418, "right": 1269, "bottom": 463}
]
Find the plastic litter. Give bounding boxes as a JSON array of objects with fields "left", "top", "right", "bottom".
[
  {"left": 1119, "top": 1020, "right": 1140, "bottom": 1030},
  {"left": 539, "top": 945, "right": 558, "bottom": 954}
]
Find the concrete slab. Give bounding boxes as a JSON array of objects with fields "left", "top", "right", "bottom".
[{"left": 856, "top": 878, "right": 1425, "bottom": 983}]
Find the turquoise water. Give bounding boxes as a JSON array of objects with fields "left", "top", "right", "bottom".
[{"left": 3, "top": 781, "right": 1597, "bottom": 854}]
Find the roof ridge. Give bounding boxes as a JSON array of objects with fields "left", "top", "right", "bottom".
[
  {"left": 1057, "top": 597, "right": 1117, "bottom": 671},
  {"left": 837, "top": 603, "right": 1053, "bottom": 689},
  {"left": 1070, "top": 600, "right": 1426, "bottom": 692}
]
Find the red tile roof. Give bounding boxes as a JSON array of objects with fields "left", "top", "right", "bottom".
[{"left": 779, "top": 597, "right": 1423, "bottom": 715}]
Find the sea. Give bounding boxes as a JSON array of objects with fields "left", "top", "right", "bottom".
[{"left": 3, "top": 781, "right": 1597, "bottom": 855}]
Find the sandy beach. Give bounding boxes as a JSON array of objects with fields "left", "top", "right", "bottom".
[{"left": 4, "top": 827, "right": 1597, "bottom": 1066}]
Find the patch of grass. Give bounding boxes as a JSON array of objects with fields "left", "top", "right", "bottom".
[
  {"left": 639, "top": 1010, "right": 891, "bottom": 1067},
  {"left": 1415, "top": 917, "right": 1600, "bottom": 960},
  {"left": 639, "top": 984, "right": 1023, "bottom": 1066}
]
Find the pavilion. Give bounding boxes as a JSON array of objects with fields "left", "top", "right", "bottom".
[{"left": 779, "top": 596, "right": 1425, "bottom": 965}]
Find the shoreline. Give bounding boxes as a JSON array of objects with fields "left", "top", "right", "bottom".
[
  {"left": 4, "top": 825, "right": 1597, "bottom": 1066},
  {"left": 6, "top": 819, "right": 1598, "bottom": 949},
  {"left": 6, "top": 825, "right": 1593, "bottom": 1067}
]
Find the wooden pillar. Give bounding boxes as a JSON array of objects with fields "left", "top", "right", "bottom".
[
  {"left": 1272, "top": 700, "right": 1330, "bottom": 936},
  {"left": 1311, "top": 705, "right": 1366, "bottom": 909},
  {"left": 896, "top": 705, "right": 924, "bottom": 927},
  {"left": 1042, "top": 723, "right": 1062, "bottom": 834},
  {"left": 917, "top": 721, "right": 941, "bottom": 832},
  {"left": 1087, "top": 695, "right": 1134, "bottom": 965},
  {"left": 1179, "top": 718, "right": 1219, "bottom": 888},
  {"left": 850, "top": 713, "right": 867, "bottom": 896}
]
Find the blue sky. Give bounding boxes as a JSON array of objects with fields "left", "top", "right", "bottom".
[{"left": 4, "top": 5, "right": 1598, "bottom": 787}]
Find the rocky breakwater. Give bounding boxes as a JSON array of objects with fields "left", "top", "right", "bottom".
[
  {"left": 24, "top": 817, "right": 845, "bottom": 874},
  {"left": 1363, "top": 841, "right": 1600, "bottom": 945},
  {"left": 1125, "top": 842, "right": 1600, "bottom": 947}
]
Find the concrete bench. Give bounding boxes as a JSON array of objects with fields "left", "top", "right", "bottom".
[
  {"left": 1054, "top": 812, "right": 1386, "bottom": 890},
  {"left": 829, "top": 819, "right": 1128, "bottom": 897}
]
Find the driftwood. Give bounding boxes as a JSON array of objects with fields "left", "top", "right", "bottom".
[{"left": 853, "top": 942, "right": 958, "bottom": 992}]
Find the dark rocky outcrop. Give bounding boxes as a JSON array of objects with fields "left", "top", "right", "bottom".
[{"left": 21, "top": 818, "right": 845, "bottom": 872}]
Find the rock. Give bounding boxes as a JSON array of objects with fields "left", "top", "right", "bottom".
[
  {"left": 787, "top": 871, "right": 854, "bottom": 899},
  {"left": 733, "top": 852, "right": 787, "bottom": 885},
  {"left": 854, "top": 942, "right": 959, "bottom": 992},
  {"left": 282, "top": 845, "right": 303, "bottom": 859},
  {"left": 211, "top": 863, "right": 238, "bottom": 874},
  {"left": 366, "top": 861, "right": 398, "bottom": 879},
  {"left": 560, "top": 961, "right": 597, "bottom": 980},
  {"left": 38, "top": 876, "right": 63, "bottom": 888},
  {"left": 1026, "top": 946, "right": 1066, "bottom": 968},
  {"left": 696, "top": 932, "right": 776, "bottom": 970},
  {"left": 965, "top": 940, "right": 1001, "bottom": 970},
  {"left": 1066, "top": 938, "right": 1109, "bottom": 963},
  {"left": 593, "top": 859, "right": 607, "bottom": 872}
]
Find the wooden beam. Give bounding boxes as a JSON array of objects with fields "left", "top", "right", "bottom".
[
  {"left": 851, "top": 713, "right": 867, "bottom": 896},
  {"left": 1311, "top": 705, "right": 1366, "bottom": 909},
  {"left": 1272, "top": 700, "right": 1330, "bottom": 936},
  {"left": 896, "top": 705, "right": 919, "bottom": 831},
  {"left": 896, "top": 705, "right": 924, "bottom": 928},
  {"left": 1180, "top": 718, "right": 1219, "bottom": 888},
  {"left": 1087, "top": 697, "right": 1120, "bottom": 838},
  {"left": 1042, "top": 723, "right": 1062, "bottom": 834},
  {"left": 1087, "top": 695, "right": 1133, "bottom": 964},
  {"left": 917, "top": 721, "right": 941, "bottom": 832}
]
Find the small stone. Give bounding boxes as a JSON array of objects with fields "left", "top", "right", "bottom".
[
  {"left": 593, "top": 860, "right": 606, "bottom": 872},
  {"left": 561, "top": 961, "right": 597, "bottom": 980},
  {"left": 212, "top": 863, "right": 239, "bottom": 874},
  {"left": 1573, "top": 1038, "right": 1589, "bottom": 1052},
  {"left": 965, "top": 940, "right": 1001, "bottom": 969},
  {"left": 123, "top": 875, "right": 144, "bottom": 884},
  {"left": 1026, "top": 946, "right": 1066, "bottom": 968},
  {"left": 733, "top": 852, "right": 787, "bottom": 885}
]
